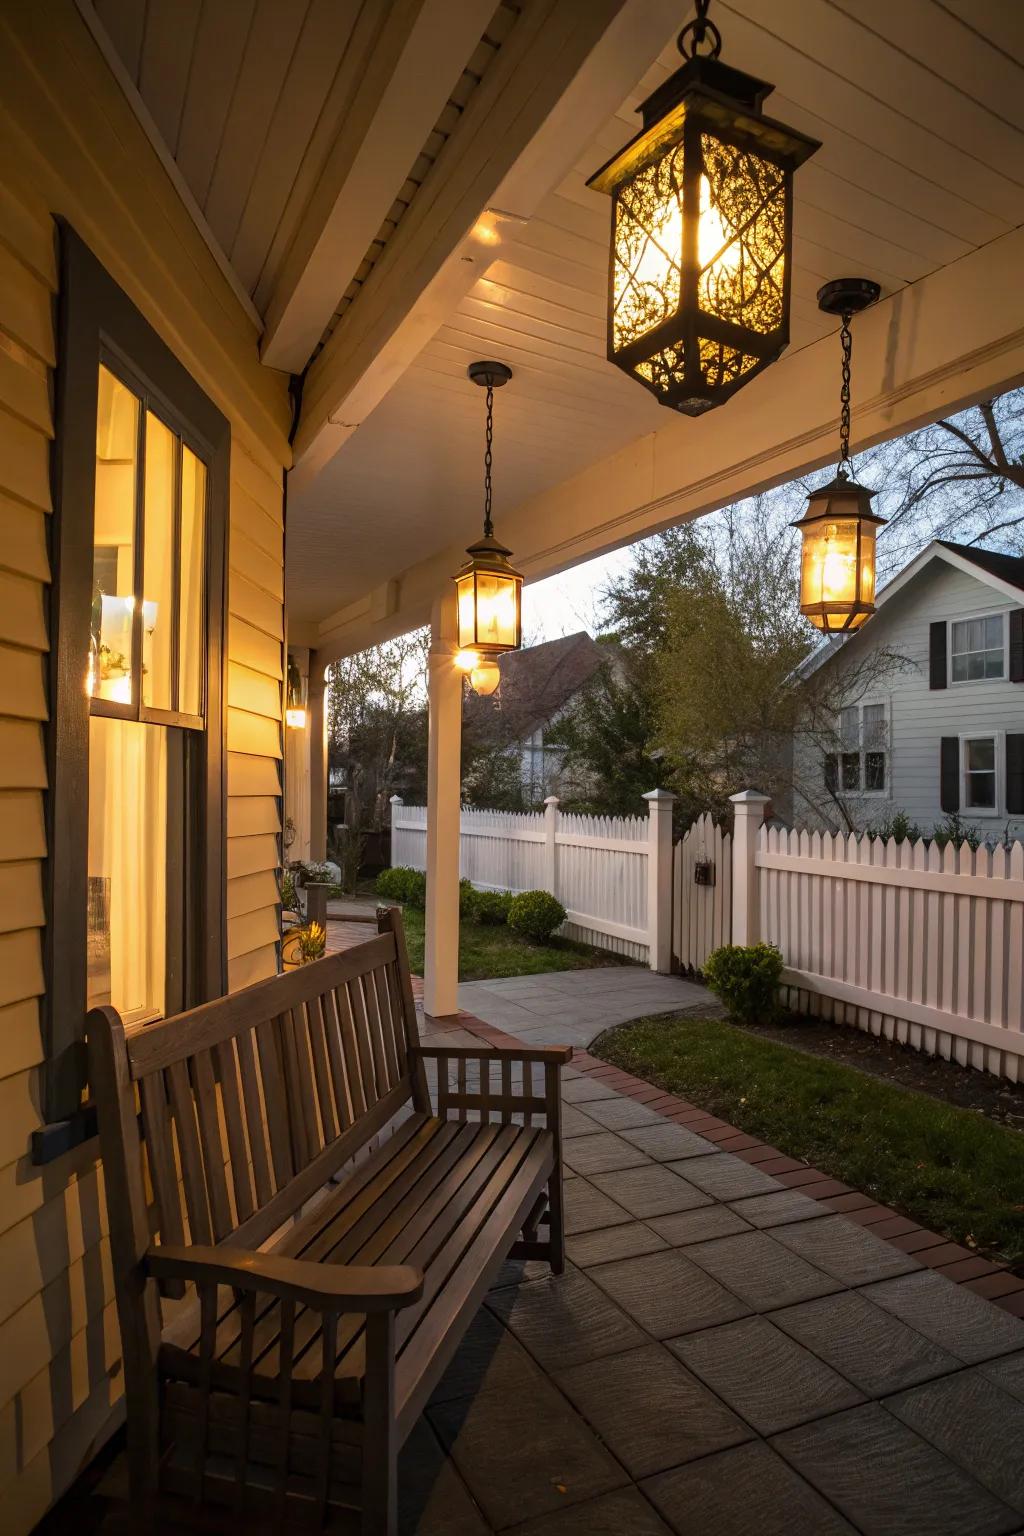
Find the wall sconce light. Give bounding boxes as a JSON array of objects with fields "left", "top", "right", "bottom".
[{"left": 285, "top": 656, "right": 307, "bottom": 729}]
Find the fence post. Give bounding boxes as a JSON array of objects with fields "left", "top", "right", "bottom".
[
  {"left": 388, "top": 796, "right": 403, "bottom": 868},
  {"left": 643, "top": 788, "right": 676, "bottom": 974},
  {"left": 543, "top": 796, "right": 559, "bottom": 897},
  {"left": 729, "top": 789, "right": 770, "bottom": 946}
]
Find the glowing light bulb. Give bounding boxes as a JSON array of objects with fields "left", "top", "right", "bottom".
[{"left": 455, "top": 650, "right": 480, "bottom": 673}]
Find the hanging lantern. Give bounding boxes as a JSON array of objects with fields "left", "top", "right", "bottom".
[
  {"left": 453, "top": 361, "right": 522, "bottom": 694},
  {"left": 587, "top": 0, "right": 819, "bottom": 416},
  {"left": 794, "top": 277, "right": 884, "bottom": 634},
  {"left": 285, "top": 656, "right": 307, "bottom": 729}
]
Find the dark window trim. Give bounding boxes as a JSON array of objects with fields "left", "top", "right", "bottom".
[{"left": 37, "top": 224, "right": 229, "bottom": 1162}]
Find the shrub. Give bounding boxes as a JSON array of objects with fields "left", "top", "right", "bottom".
[
  {"left": 375, "top": 866, "right": 427, "bottom": 907},
  {"left": 279, "top": 869, "right": 301, "bottom": 914},
  {"left": 703, "top": 942, "right": 783, "bottom": 1025},
  {"left": 508, "top": 889, "right": 566, "bottom": 942},
  {"left": 866, "top": 809, "right": 924, "bottom": 845},
  {"left": 459, "top": 879, "right": 480, "bottom": 921},
  {"left": 473, "top": 889, "right": 514, "bottom": 926},
  {"left": 296, "top": 921, "right": 327, "bottom": 964}
]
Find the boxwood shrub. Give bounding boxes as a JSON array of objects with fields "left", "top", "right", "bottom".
[
  {"left": 375, "top": 866, "right": 427, "bottom": 908},
  {"left": 508, "top": 889, "right": 566, "bottom": 943},
  {"left": 702, "top": 942, "right": 783, "bottom": 1024}
]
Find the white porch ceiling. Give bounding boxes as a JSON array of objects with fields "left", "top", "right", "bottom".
[{"left": 285, "top": 0, "right": 1024, "bottom": 631}]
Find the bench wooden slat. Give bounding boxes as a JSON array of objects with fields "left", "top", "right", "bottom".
[
  {"left": 166, "top": 1057, "right": 213, "bottom": 1247},
  {"left": 321, "top": 987, "right": 354, "bottom": 1133},
  {"left": 369, "top": 965, "right": 400, "bottom": 1093},
  {"left": 214, "top": 1038, "right": 256, "bottom": 1225},
  {"left": 253, "top": 1021, "right": 294, "bottom": 1191},
  {"left": 192, "top": 1049, "right": 235, "bottom": 1241},
  {"left": 235, "top": 1029, "right": 274, "bottom": 1207},
  {"left": 347, "top": 977, "right": 381, "bottom": 1111},
  {"left": 139, "top": 1071, "right": 185, "bottom": 1250},
  {"left": 305, "top": 995, "right": 338, "bottom": 1145},
  {"left": 335, "top": 983, "right": 368, "bottom": 1120}
]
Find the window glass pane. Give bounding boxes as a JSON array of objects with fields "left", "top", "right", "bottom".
[
  {"left": 951, "top": 654, "right": 967, "bottom": 683},
  {"left": 91, "top": 367, "right": 138, "bottom": 705},
  {"left": 950, "top": 617, "right": 1003, "bottom": 681},
  {"left": 87, "top": 716, "right": 167, "bottom": 1024},
  {"left": 842, "top": 752, "right": 860, "bottom": 791},
  {"left": 966, "top": 738, "right": 995, "bottom": 772},
  {"left": 179, "top": 447, "right": 206, "bottom": 716},
  {"left": 862, "top": 703, "right": 886, "bottom": 749},
  {"left": 840, "top": 706, "right": 859, "bottom": 750},
  {"left": 983, "top": 616, "right": 1003, "bottom": 648},
  {"left": 865, "top": 751, "right": 885, "bottom": 791},
  {"left": 142, "top": 412, "right": 176, "bottom": 710}
]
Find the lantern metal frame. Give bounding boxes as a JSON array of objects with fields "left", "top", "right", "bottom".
[
  {"left": 793, "top": 276, "right": 885, "bottom": 634},
  {"left": 587, "top": 7, "right": 820, "bottom": 416},
  {"left": 453, "top": 361, "right": 523, "bottom": 662}
]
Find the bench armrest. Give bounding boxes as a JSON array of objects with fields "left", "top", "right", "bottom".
[
  {"left": 146, "top": 1244, "right": 423, "bottom": 1313},
  {"left": 412, "top": 1043, "right": 572, "bottom": 1066}
]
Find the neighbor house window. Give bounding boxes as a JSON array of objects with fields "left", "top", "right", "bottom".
[
  {"left": 43, "top": 227, "right": 229, "bottom": 1158},
  {"left": 950, "top": 614, "right": 1006, "bottom": 682},
  {"left": 828, "top": 701, "right": 888, "bottom": 795},
  {"left": 961, "top": 735, "right": 999, "bottom": 812}
]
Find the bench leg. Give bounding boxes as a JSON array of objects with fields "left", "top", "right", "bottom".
[
  {"left": 548, "top": 1164, "right": 565, "bottom": 1275},
  {"left": 362, "top": 1314, "right": 398, "bottom": 1536}
]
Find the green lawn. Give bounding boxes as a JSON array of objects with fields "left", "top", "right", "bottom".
[
  {"left": 595, "top": 1013, "right": 1024, "bottom": 1265},
  {"left": 397, "top": 906, "right": 633, "bottom": 983}
]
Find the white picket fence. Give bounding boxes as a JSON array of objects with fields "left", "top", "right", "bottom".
[
  {"left": 673, "top": 813, "right": 732, "bottom": 974},
  {"left": 390, "top": 797, "right": 657, "bottom": 960},
  {"left": 756, "top": 822, "right": 1024, "bottom": 1081}
]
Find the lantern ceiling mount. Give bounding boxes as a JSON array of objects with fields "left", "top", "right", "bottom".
[{"left": 587, "top": 0, "right": 820, "bottom": 416}]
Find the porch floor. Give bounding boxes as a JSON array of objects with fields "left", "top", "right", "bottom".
[{"left": 40, "top": 952, "right": 1024, "bottom": 1536}]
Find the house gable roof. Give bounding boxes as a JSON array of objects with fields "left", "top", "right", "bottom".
[
  {"left": 798, "top": 539, "right": 1024, "bottom": 681},
  {"left": 465, "top": 631, "right": 608, "bottom": 742}
]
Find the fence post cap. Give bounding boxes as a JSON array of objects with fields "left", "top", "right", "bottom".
[
  {"left": 543, "top": 795, "right": 560, "bottom": 806},
  {"left": 729, "top": 789, "right": 771, "bottom": 807},
  {"left": 642, "top": 787, "right": 676, "bottom": 803},
  {"left": 389, "top": 794, "right": 404, "bottom": 805}
]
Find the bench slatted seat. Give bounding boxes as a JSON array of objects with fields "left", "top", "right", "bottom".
[{"left": 91, "top": 908, "right": 569, "bottom": 1534}]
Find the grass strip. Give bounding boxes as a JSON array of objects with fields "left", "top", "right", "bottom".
[{"left": 397, "top": 906, "right": 631, "bottom": 983}]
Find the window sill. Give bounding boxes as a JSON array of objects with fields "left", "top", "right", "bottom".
[{"left": 31, "top": 1105, "right": 98, "bottom": 1165}]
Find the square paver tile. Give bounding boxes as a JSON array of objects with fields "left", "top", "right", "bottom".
[
  {"left": 430, "top": 1306, "right": 543, "bottom": 1405},
  {"left": 429, "top": 1376, "right": 628, "bottom": 1529},
  {"left": 983, "top": 1353, "right": 1024, "bottom": 1405},
  {"left": 672, "top": 1153, "right": 783, "bottom": 1200},
  {"left": 554, "top": 1343, "right": 751, "bottom": 1478},
  {"left": 399, "top": 1418, "right": 490, "bottom": 1536},
  {"left": 620, "top": 1122, "right": 718, "bottom": 1161},
  {"left": 647, "top": 1205, "right": 753, "bottom": 1246},
  {"left": 728, "top": 1190, "right": 829, "bottom": 1229},
  {"left": 590, "top": 1164, "right": 712, "bottom": 1218},
  {"left": 566, "top": 1220, "right": 668, "bottom": 1268},
  {"left": 561, "top": 1077, "right": 621, "bottom": 1104},
  {"left": 562, "top": 1178, "right": 632, "bottom": 1237},
  {"left": 588, "top": 1249, "right": 750, "bottom": 1338},
  {"left": 505, "top": 1488, "right": 674, "bottom": 1535},
  {"left": 564, "top": 1132, "right": 650, "bottom": 1176},
  {"left": 771, "top": 1214, "right": 922, "bottom": 1285},
  {"left": 578, "top": 1097, "right": 666, "bottom": 1132},
  {"left": 886, "top": 1370, "right": 1024, "bottom": 1514},
  {"left": 670, "top": 1315, "right": 865, "bottom": 1434},
  {"left": 486, "top": 1266, "right": 646, "bottom": 1370},
  {"left": 772, "top": 1289, "right": 961, "bottom": 1396},
  {"left": 773, "top": 1402, "right": 1020, "bottom": 1535},
  {"left": 642, "top": 1440, "right": 857, "bottom": 1536},
  {"left": 489, "top": 1256, "right": 552, "bottom": 1290},
  {"left": 862, "top": 1270, "right": 1024, "bottom": 1364},
  {"left": 561, "top": 1104, "right": 603, "bottom": 1138},
  {"left": 685, "top": 1231, "right": 843, "bottom": 1311}
]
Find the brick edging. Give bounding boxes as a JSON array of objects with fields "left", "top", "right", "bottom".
[{"left": 568, "top": 1047, "right": 1024, "bottom": 1316}]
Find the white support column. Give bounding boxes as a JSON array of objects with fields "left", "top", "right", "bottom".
[
  {"left": 543, "top": 796, "right": 559, "bottom": 897},
  {"left": 388, "top": 795, "right": 403, "bottom": 869},
  {"left": 730, "top": 790, "right": 770, "bottom": 946},
  {"left": 643, "top": 788, "right": 676, "bottom": 974},
  {"left": 424, "top": 590, "right": 462, "bottom": 1017},
  {"left": 284, "top": 646, "right": 311, "bottom": 864},
  {"left": 308, "top": 654, "right": 328, "bottom": 862}
]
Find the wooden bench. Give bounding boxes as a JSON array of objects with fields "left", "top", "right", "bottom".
[{"left": 91, "top": 908, "right": 570, "bottom": 1533}]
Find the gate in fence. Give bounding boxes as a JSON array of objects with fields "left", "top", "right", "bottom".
[{"left": 672, "top": 813, "right": 732, "bottom": 975}]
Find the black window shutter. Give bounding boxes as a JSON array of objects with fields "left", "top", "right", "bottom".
[
  {"left": 1010, "top": 609, "right": 1024, "bottom": 684},
  {"left": 940, "top": 737, "right": 959, "bottom": 813},
  {"left": 1008, "top": 734, "right": 1024, "bottom": 815},
  {"left": 929, "top": 621, "right": 948, "bottom": 689}
]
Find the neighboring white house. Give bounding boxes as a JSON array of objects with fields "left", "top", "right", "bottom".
[{"left": 795, "top": 541, "right": 1024, "bottom": 839}]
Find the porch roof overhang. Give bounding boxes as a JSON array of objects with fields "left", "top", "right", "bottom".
[{"left": 83, "top": 0, "right": 1024, "bottom": 665}]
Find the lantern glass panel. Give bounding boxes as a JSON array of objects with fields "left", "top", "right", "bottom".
[
  {"left": 801, "top": 518, "right": 859, "bottom": 620},
  {"left": 475, "top": 571, "right": 519, "bottom": 650},
  {"left": 612, "top": 143, "right": 685, "bottom": 354},
  {"left": 698, "top": 137, "right": 786, "bottom": 336},
  {"left": 456, "top": 571, "right": 478, "bottom": 650}
]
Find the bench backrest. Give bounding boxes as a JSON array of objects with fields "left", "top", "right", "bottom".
[{"left": 90, "top": 907, "right": 426, "bottom": 1286}]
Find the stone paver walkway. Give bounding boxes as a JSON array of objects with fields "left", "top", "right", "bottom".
[{"left": 457, "top": 967, "right": 711, "bottom": 1048}]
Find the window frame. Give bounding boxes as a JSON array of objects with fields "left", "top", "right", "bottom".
[
  {"left": 828, "top": 697, "right": 891, "bottom": 800},
  {"left": 40, "top": 225, "right": 229, "bottom": 1160},
  {"left": 948, "top": 609, "right": 1008, "bottom": 686},
  {"left": 959, "top": 731, "right": 1004, "bottom": 818}
]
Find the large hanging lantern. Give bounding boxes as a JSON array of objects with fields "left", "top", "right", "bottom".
[
  {"left": 794, "top": 277, "right": 884, "bottom": 634},
  {"left": 587, "top": 0, "right": 819, "bottom": 416},
  {"left": 285, "top": 655, "right": 307, "bottom": 729},
  {"left": 453, "top": 361, "right": 522, "bottom": 695}
]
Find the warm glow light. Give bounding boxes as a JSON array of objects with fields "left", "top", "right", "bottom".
[
  {"left": 794, "top": 479, "right": 882, "bottom": 634},
  {"left": 286, "top": 707, "right": 307, "bottom": 730},
  {"left": 454, "top": 562, "right": 522, "bottom": 655},
  {"left": 455, "top": 649, "right": 480, "bottom": 673},
  {"left": 107, "top": 674, "right": 132, "bottom": 705},
  {"left": 469, "top": 658, "right": 501, "bottom": 696}
]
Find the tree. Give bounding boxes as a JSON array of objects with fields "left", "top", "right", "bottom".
[
  {"left": 326, "top": 629, "right": 430, "bottom": 831},
  {"left": 555, "top": 654, "right": 666, "bottom": 815}
]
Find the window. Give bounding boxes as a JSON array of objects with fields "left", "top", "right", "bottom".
[
  {"left": 962, "top": 736, "right": 998, "bottom": 811},
  {"left": 828, "top": 701, "right": 888, "bottom": 796},
  {"left": 43, "top": 227, "right": 229, "bottom": 1159},
  {"left": 951, "top": 614, "right": 1005, "bottom": 682}
]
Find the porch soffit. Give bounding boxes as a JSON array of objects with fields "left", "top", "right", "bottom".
[{"left": 286, "top": 0, "right": 1024, "bottom": 643}]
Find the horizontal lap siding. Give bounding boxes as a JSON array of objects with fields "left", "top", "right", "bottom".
[{"left": 0, "top": 3, "right": 290, "bottom": 1523}]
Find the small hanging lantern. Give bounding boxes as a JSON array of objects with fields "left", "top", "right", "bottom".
[
  {"left": 285, "top": 656, "right": 307, "bottom": 729},
  {"left": 453, "top": 361, "right": 522, "bottom": 694},
  {"left": 794, "top": 277, "right": 884, "bottom": 634},
  {"left": 587, "top": 0, "right": 820, "bottom": 416}
]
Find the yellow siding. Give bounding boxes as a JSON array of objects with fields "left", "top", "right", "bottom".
[{"left": 0, "top": 2, "right": 290, "bottom": 1524}]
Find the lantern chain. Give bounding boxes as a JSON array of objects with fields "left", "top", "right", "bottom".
[
  {"left": 483, "top": 382, "right": 494, "bottom": 540},
  {"left": 678, "top": 0, "right": 722, "bottom": 58},
  {"left": 838, "top": 311, "right": 853, "bottom": 476}
]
